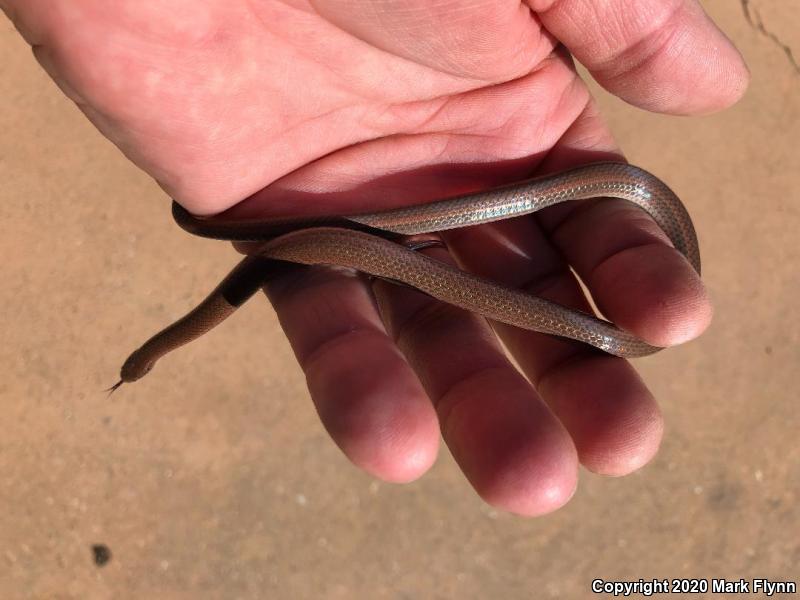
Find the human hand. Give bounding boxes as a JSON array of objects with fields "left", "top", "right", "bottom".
[{"left": 3, "top": 0, "right": 747, "bottom": 515}]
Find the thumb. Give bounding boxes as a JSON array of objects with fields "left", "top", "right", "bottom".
[{"left": 530, "top": 0, "right": 749, "bottom": 115}]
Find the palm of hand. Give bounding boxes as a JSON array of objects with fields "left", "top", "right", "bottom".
[
  {"left": 9, "top": 0, "right": 746, "bottom": 514},
  {"left": 27, "top": 1, "right": 575, "bottom": 212}
]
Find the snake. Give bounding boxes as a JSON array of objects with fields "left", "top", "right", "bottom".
[{"left": 112, "top": 162, "right": 700, "bottom": 390}]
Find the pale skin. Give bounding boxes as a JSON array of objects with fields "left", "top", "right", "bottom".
[{"left": 3, "top": 0, "right": 748, "bottom": 515}]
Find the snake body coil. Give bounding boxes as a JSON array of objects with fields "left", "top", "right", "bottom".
[{"left": 117, "top": 162, "right": 700, "bottom": 385}]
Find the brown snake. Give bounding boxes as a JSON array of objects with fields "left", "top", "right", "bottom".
[{"left": 113, "top": 162, "right": 700, "bottom": 389}]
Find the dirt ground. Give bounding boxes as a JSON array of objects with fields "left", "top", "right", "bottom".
[{"left": 1, "top": 1, "right": 797, "bottom": 598}]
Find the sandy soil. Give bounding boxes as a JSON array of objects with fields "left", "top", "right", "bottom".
[{"left": 1, "top": 1, "right": 797, "bottom": 597}]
